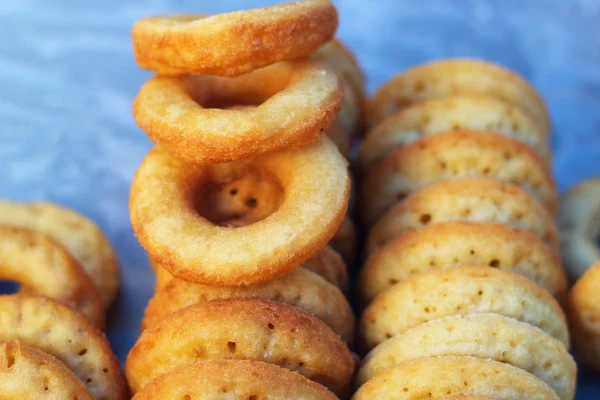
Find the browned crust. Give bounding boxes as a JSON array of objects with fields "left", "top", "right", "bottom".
[{"left": 132, "top": 0, "right": 338, "bottom": 76}]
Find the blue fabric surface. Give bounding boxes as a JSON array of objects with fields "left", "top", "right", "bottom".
[{"left": 0, "top": 0, "right": 599, "bottom": 397}]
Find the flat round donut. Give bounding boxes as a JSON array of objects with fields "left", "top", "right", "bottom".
[
  {"left": 0, "top": 295, "right": 127, "bottom": 400},
  {"left": 557, "top": 178, "right": 600, "bottom": 281},
  {"left": 357, "top": 314, "right": 575, "bottom": 400},
  {"left": 141, "top": 268, "right": 355, "bottom": 345},
  {"left": 133, "top": 60, "right": 343, "bottom": 165},
  {"left": 314, "top": 38, "right": 365, "bottom": 103},
  {"left": 126, "top": 298, "right": 354, "bottom": 397},
  {"left": 0, "top": 225, "right": 105, "bottom": 328},
  {"left": 328, "top": 215, "right": 357, "bottom": 267},
  {"left": 353, "top": 356, "right": 559, "bottom": 400},
  {"left": 0, "top": 200, "right": 119, "bottom": 308},
  {"left": 569, "top": 261, "right": 600, "bottom": 372},
  {"left": 131, "top": 360, "right": 338, "bottom": 400},
  {"left": 132, "top": 0, "right": 337, "bottom": 76},
  {"left": 366, "top": 178, "right": 558, "bottom": 255},
  {"left": 360, "top": 130, "right": 556, "bottom": 226},
  {"left": 359, "top": 266, "right": 568, "bottom": 352},
  {"left": 0, "top": 339, "right": 93, "bottom": 400},
  {"left": 130, "top": 137, "right": 349, "bottom": 286},
  {"left": 359, "top": 94, "right": 550, "bottom": 173},
  {"left": 358, "top": 221, "right": 566, "bottom": 306},
  {"left": 366, "top": 58, "right": 550, "bottom": 135}
]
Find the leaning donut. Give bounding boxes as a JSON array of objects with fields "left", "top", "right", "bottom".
[
  {"left": 130, "top": 136, "right": 349, "bottom": 286},
  {"left": 133, "top": 60, "right": 343, "bottom": 165}
]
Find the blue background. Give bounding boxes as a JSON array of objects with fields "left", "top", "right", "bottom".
[{"left": 0, "top": 0, "right": 599, "bottom": 397}]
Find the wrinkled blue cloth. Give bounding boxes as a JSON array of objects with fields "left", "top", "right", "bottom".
[{"left": 0, "top": 0, "right": 598, "bottom": 397}]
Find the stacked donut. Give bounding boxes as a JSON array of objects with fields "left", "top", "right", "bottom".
[
  {"left": 0, "top": 201, "right": 126, "bottom": 399},
  {"left": 127, "top": 1, "right": 361, "bottom": 399},
  {"left": 354, "top": 59, "right": 576, "bottom": 400}
]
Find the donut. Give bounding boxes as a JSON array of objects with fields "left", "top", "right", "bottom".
[
  {"left": 359, "top": 266, "right": 568, "bottom": 352},
  {"left": 557, "top": 178, "right": 600, "bottom": 281},
  {"left": 131, "top": 360, "right": 338, "bottom": 400},
  {"left": 568, "top": 261, "right": 600, "bottom": 372},
  {"left": 141, "top": 268, "right": 355, "bottom": 345},
  {"left": 0, "top": 339, "right": 93, "bottom": 400},
  {"left": 357, "top": 314, "right": 575, "bottom": 400},
  {"left": 130, "top": 137, "right": 349, "bottom": 286},
  {"left": 126, "top": 298, "right": 354, "bottom": 396},
  {"left": 132, "top": 0, "right": 338, "bottom": 76},
  {"left": 353, "top": 356, "right": 559, "bottom": 400},
  {"left": 366, "top": 178, "right": 559, "bottom": 255},
  {"left": 132, "top": 60, "right": 343, "bottom": 165},
  {"left": 328, "top": 215, "right": 357, "bottom": 267},
  {"left": 0, "top": 295, "right": 127, "bottom": 400},
  {"left": 325, "top": 120, "right": 352, "bottom": 158},
  {"left": 360, "top": 130, "right": 556, "bottom": 226},
  {"left": 334, "top": 74, "right": 363, "bottom": 139},
  {"left": 0, "top": 200, "right": 119, "bottom": 308},
  {"left": 366, "top": 58, "right": 550, "bottom": 135},
  {"left": 358, "top": 94, "right": 550, "bottom": 174},
  {"left": 0, "top": 225, "right": 105, "bottom": 328},
  {"left": 358, "top": 221, "right": 566, "bottom": 305}
]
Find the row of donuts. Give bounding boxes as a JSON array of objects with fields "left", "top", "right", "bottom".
[{"left": 352, "top": 59, "right": 576, "bottom": 400}]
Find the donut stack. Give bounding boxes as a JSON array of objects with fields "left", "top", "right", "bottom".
[
  {"left": 126, "top": 1, "right": 360, "bottom": 398},
  {"left": 0, "top": 201, "right": 126, "bottom": 399},
  {"left": 354, "top": 59, "right": 576, "bottom": 400}
]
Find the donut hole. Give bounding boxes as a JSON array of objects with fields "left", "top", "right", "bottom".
[
  {"left": 0, "top": 280, "right": 19, "bottom": 295},
  {"left": 193, "top": 166, "right": 284, "bottom": 227}
]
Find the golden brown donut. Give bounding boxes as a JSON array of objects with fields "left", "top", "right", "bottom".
[
  {"left": 366, "top": 58, "right": 550, "bottom": 135},
  {"left": 132, "top": 0, "right": 338, "bottom": 76},
  {"left": 131, "top": 360, "right": 339, "bottom": 400},
  {"left": 360, "top": 130, "right": 556, "bottom": 226},
  {"left": 133, "top": 60, "right": 343, "bottom": 165},
  {"left": 126, "top": 298, "right": 354, "bottom": 397},
  {"left": 130, "top": 137, "right": 349, "bottom": 286}
]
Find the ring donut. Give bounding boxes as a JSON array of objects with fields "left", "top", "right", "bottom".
[
  {"left": 0, "top": 225, "right": 105, "bottom": 328},
  {"left": 0, "top": 200, "right": 119, "bottom": 308},
  {"left": 366, "top": 58, "right": 550, "bottom": 135},
  {"left": 360, "top": 130, "right": 556, "bottom": 226},
  {"left": 133, "top": 60, "right": 343, "bottom": 165},
  {"left": 359, "top": 266, "right": 568, "bottom": 352},
  {"left": 126, "top": 298, "right": 354, "bottom": 396},
  {"left": 356, "top": 314, "right": 575, "bottom": 400},
  {"left": 132, "top": 0, "right": 338, "bottom": 76},
  {"left": 131, "top": 360, "right": 338, "bottom": 400},
  {"left": 366, "top": 178, "right": 558, "bottom": 255},
  {"left": 358, "top": 94, "right": 550, "bottom": 173},
  {"left": 353, "top": 356, "right": 560, "bottom": 400},
  {"left": 358, "top": 222, "right": 566, "bottom": 306},
  {"left": 0, "top": 339, "right": 93, "bottom": 399},
  {"left": 130, "top": 137, "right": 349, "bottom": 286},
  {"left": 141, "top": 268, "right": 355, "bottom": 345},
  {"left": 557, "top": 178, "right": 600, "bottom": 281},
  {"left": 0, "top": 295, "right": 127, "bottom": 400}
]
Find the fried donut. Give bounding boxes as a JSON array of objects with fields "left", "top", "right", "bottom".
[
  {"left": 126, "top": 298, "right": 354, "bottom": 396},
  {"left": 132, "top": 0, "right": 338, "bottom": 76},
  {"left": 130, "top": 137, "right": 349, "bottom": 286},
  {"left": 0, "top": 295, "right": 127, "bottom": 400},
  {"left": 366, "top": 58, "right": 550, "bottom": 135},
  {"left": 357, "top": 314, "right": 575, "bottom": 400},
  {"left": 141, "top": 268, "right": 355, "bottom": 345},
  {"left": 557, "top": 178, "right": 600, "bottom": 281},
  {"left": 0, "top": 225, "right": 105, "bottom": 328},
  {"left": 0, "top": 200, "right": 119, "bottom": 308},
  {"left": 358, "top": 222, "right": 566, "bottom": 306},
  {"left": 133, "top": 60, "right": 343, "bottom": 165},
  {"left": 0, "top": 339, "right": 93, "bottom": 399},
  {"left": 366, "top": 178, "right": 558, "bottom": 255},
  {"left": 360, "top": 130, "right": 556, "bottom": 226},
  {"left": 328, "top": 215, "right": 357, "bottom": 267},
  {"left": 353, "top": 356, "right": 560, "bottom": 400},
  {"left": 358, "top": 94, "right": 550, "bottom": 173},
  {"left": 568, "top": 261, "right": 600, "bottom": 372},
  {"left": 359, "top": 266, "right": 568, "bottom": 352},
  {"left": 131, "top": 360, "right": 338, "bottom": 400}
]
